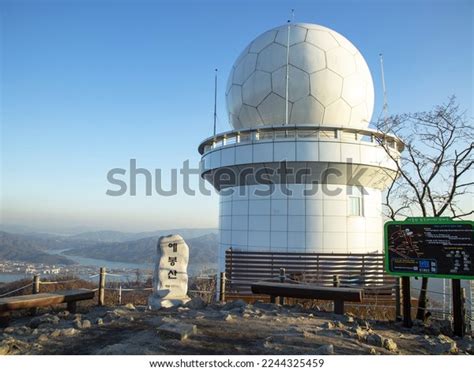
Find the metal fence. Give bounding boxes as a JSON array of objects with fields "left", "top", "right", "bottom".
[{"left": 225, "top": 249, "right": 397, "bottom": 294}]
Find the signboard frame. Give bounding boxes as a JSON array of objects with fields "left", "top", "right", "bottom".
[{"left": 384, "top": 217, "right": 474, "bottom": 280}]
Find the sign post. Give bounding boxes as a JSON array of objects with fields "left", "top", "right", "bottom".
[{"left": 384, "top": 217, "right": 473, "bottom": 334}]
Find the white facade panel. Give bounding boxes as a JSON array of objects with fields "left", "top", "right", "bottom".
[
  {"left": 306, "top": 232, "right": 322, "bottom": 250},
  {"left": 232, "top": 230, "right": 248, "bottom": 247},
  {"left": 306, "top": 199, "right": 323, "bottom": 215},
  {"left": 274, "top": 142, "right": 296, "bottom": 162},
  {"left": 271, "top": 215, "right": 287, "bottom": 231},
  {"left": 220, "top": 147, "right": 236, "bottom": 166},
  {"left": 271, "top": 199, "right": 287, "bottom": 215},
  {"left": 235, "top": 144, "right": 253, "bottom": 165},
  {"left": 249, "top": 214, "right": 271, "bottom": 231},
  {"left": 271, "top": 231, "right": 288, "bottom": 249},
  {"left": 231, "top": 215, "right": 248, "bottom": 230},
  {"left": 210, "top": 151, "right": 221, "bottom": 169},
  {"left": 340, "top": 143, "right": 361, "bottom": 163},
  {"left": 324, "top": 216, "right": 347, "bottom": 233},
  {"left": 306, "top": 215, "right": 324, "bottom": 232},
  {"left": 232, "top": 200, "right": 248, "bottom": 215},
  {"left": 319, "top": 142, "right": 341, "bottom": 163},
  {"left": 248, "top": 231, "right": 270, "bottom": 247},
  {"left": 296, "top": 141, "right": 319, "bottom": 161},
  {"left": 323, "top": 199, "right": 347, "bottom": 216},
  {"left": 288, "top": 215, "right": 306, "bottom": 232},
  {"left": 323, "top": 232, "right": 348, "bottom": 253},
  {"left": 249, "top": 199, "right": 271, "bottom": 215},
  {"left": 288, "top": 232, "right": 305, "bottom": 249},
  {"left": 288, "top": 199, "right": 305, "bottom": 215},
  {"left": 253, "top": 142, "right": 273, "bottom": 163}
]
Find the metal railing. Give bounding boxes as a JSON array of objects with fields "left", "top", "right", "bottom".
[{"left": 198, "top": 125, "right": 404, "bottom": 155}]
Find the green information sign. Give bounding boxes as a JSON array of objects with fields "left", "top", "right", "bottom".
[{"left": 384, "top": 217, "right": 474, "bottom": 279}]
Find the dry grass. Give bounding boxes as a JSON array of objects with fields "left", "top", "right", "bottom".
[{"left": 2, "top": 276, "right": 401, "bottom": 321}]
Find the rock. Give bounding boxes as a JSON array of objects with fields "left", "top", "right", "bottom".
[
  {"left": 335, "top": 321, "right": 345, "bottom": 329},
  {"left": 426, "top": 319, "right": 453, "bottom": 337},
  {"left": 383, "top": 338, "right": 398, "bottom": 352},
  {"left": 73, "top": 319, "right": 82, "bottom": 329},
  {"left": 291, "top": 303, "right": 304, "bottom": 312},
  {"left": 16, "top": 327, "right": 30, "bottom": 336},
  {"left": 61, "top": 328, "right": 76, "bottom": 337},
  {"left": 355, "top": 326, "right": 368, "bottom": 341},
  {"left": 229, "top": 306, "right": 245, "bottom": 314},
  {"left": 413, "top": 319, "right": 424, "bottom": 327},
  {"left": 323, "top": 321, "right": 335, "bottom": 329},
  {"left": 224, "top": 314, "right": 233, "bottom": 322},
  {"left": 81, "top": 320, "right": 92, "bottom": 329},
  {"left": 157, "top": 323, "right": 197, "bottom": 341},
  {"left": 71, "top": 313, "right": 82, "bottom": 321},
  {"left": 96, "top": 343, "right": 138, "bottom": 355},
  {"left": 345, "top": 315, "right": 354, "bottom": 323},
  {"left": 433, "top": 334, "right": 458, "bottom": 354},
  {"left": 0, "top": 342, "right": 9, "bottom": 355},
  {"left": 457, "top": 337, "right": 473, "bottom": 354},
  {"left": 185, "top": 296, "right": 207, "bottom": 310},
  {"left": 37, "top": 334, "right": 49, "bottom": 342},
  {"left": 124, "top": 303, "right": 136, "bottom": 310},
  {"left": 315, "top": 344, "right": 334, "bottom": 355},
  {"left": 369, "top": 348, "right": 377, "bottom": 355},
  {"left": 3, "top": 327, "right": 14, "bottom": 334},
  {"left": 254, "top": 301, "right": 278, "bottom": 311},
  {"left": 0, "top": 341, "right": 10, "bottom": 356},
  {"left": 222, "top": 299, "right": 247, "bottom": 311},
  {"left": 50, "top": 330, "right": 61, "bottom": 338},
  {"left": 104, "top": 310, "right": 121, "bottom": 323},
  {"left": 28, "top": 314, "right": 60, "bottom": 329},
  {"left": 57, "top": 310, "right": 69, "bottom": 319},
  {"left": 96, "top": 318, "right": 104, "bottom": 326},
  {"left": 367, "top": 333, "right": 384, "bottom": 348}
]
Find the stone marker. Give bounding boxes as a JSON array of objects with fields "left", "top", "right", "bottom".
[{"left": 148, "top": 234, "right": 190, "bottom": 309}]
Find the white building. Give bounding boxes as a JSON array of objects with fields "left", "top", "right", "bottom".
[{"left": 198, "top": 23, "right": 403, "bottom": 275}]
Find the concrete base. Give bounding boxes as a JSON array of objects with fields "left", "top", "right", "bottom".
[{"left": 148, "top": 295, "right": 190, "bottom": 310}]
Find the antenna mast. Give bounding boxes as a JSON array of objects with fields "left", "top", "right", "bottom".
[
  {"left": 213, "top": 68, "right": 218, "bottom": 137},
  {"left": 379, "top": 53, "right": 388, "bottom": 124},
  {"left": 285, "top": 9, "right": 294, "bottom": 126}
]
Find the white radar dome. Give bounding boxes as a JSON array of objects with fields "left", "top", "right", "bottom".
[{"left": 226, "top": 23, "right": 374, "bottom": 130}]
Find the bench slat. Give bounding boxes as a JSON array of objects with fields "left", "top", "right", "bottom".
[
  {"left": 251, "top": 281, "right": 363, "bottom": 302},
  {"left": 0, "top": 289, "right": 95, "bottom": 311}
]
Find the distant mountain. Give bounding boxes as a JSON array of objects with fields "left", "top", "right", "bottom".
[
  {"left": 0, "top": 231, "right": 75, "bottom": 265},
  {"left": 64, "top": 233, "right": 218, "bottom": 274},
  {"left": 0, "top": 227, "right": 218, "bottom": 273},
  {"left": 66, "top": 228, "right": 218, "bottom": 243}
]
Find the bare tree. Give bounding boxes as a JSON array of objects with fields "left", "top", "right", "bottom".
[{"left": 375, "top": 96, "right": 473, "bottom": 320}]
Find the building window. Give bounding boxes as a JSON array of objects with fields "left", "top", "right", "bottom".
[{"left": 349, "top": 196, "right": 363, "bottom": 216}]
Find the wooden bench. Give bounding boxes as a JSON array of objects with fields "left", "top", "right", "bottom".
[
  {"left": 0, "top": 289, "right": 95, "bottom": 319},
  {"left": 251, "top": 281, "right": 363, "bottom": 315}
]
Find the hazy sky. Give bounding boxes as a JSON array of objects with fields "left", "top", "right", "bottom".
[{"left": 1, "top": 0, "right": 472, "bottom": 233}]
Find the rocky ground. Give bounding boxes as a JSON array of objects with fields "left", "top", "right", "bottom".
[{"left": 0, "top": 297, "right": 472, "bottom": 355}]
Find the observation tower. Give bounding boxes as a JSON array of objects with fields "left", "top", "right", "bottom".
[{"left": 198, "top": 23, "right": 403, "bottom": 276}]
